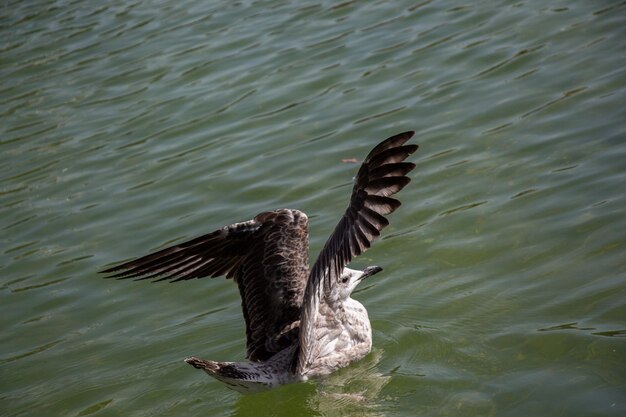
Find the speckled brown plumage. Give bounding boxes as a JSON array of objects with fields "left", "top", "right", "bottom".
[
  {"left": 101, "top": 131, "right": 417, "bottom": 391},
  {"left": 102, "top": 209, "right": 309, "bottom": 362}
]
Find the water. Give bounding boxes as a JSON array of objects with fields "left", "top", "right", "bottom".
[{"left": 1, "top": 1, "right": 625, "bottom": 416}]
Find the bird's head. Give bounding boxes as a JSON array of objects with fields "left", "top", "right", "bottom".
[{"left": 333, "top": 266, "right": 383, "bottom": 301}]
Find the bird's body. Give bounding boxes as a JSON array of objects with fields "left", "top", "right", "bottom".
[
  {"left": 185, "top": 270, "right": 374, "bottom": 393},
  {"left": 102, "top": 131, "right": 417, "bottom": 393},
  {"left": 304, "top": 287, "right": 372, "bottom": 378}
]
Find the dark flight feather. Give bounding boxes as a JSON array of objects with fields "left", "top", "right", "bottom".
[
  {"left": 101, "top": 131, "right": 417, "bottom": 372},
  {"left": 101, "top": 210, "right": 310, "bottom": 362},
  {"left": 296, "top": 131, "right": 416, "bottom": 374}
]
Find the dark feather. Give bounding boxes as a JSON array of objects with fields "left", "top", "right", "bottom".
[
  {"left": 296, "top": 131, "right": 417, "bottom": 374},
  {"left": 101, "top": 131, "right": 417, "bottom": 372},
  {"left": 100, "top": 209, "right": 310, "bottom": 362}
]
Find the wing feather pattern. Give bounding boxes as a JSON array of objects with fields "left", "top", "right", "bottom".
[
  {"left": 101, "top": 209, "right": 309, "bottom": 362},
  {"left": 295, "top": 131, "right": 417, "bottom": 375}
]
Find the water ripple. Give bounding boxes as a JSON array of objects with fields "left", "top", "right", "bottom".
[{"left": 1, "top": 0, "right": 624, "bottom": 415}]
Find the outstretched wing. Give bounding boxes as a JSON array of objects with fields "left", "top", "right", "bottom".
[
  {"left": 295, "top": 131, "right": 417, "bottom": 375},
  {"left": 101, "top": 209, "right": 310, "bottom": 362}
]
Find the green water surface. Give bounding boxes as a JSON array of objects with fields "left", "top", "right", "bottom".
[{"left": 1, "top": 1, "right": 625, "bottom": 416}]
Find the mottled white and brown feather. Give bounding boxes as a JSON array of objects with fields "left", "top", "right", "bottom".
[{"left": 101, "top": 131, "right": 417, "bottom": 389}]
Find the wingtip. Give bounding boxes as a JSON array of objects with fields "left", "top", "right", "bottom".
[
  {"left": 99, "top": 267, "right": 127, "bottom": 279},
  {"left": 365, "top": 131, "right": 418, "bottom": 162},
  {"left": 99, "top": 265, "right": 120, "bottom": 274},
  {"left": 99, "top": 267, "right": 149, "bottom": 281},
  {"left": 99, "top": 259, "right": 135, "bottom": 275},
  {"left": 392, "top": 130, "right": 416, "bottom": 143}
]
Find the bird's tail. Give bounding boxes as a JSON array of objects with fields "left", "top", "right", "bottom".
[
  {"left": 184, "top": 356, "right": 282, "bottom": 393},
  {"left": 184, "top": 356, "right": 219, "bottom": 373}
]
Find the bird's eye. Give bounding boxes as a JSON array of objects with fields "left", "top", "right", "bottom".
[{"left": 341, "top": 277, "right": 349, "bottom": 283}]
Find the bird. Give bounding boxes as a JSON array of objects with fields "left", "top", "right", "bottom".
[{"left": 101, "top": 131, "right": 417, "bottom": 393}]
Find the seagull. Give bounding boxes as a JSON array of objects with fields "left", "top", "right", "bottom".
[{"left": 101, "top": 131, "right": 417, "bottom": 393}]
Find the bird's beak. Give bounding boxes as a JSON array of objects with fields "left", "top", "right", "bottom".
[{"left": 360, "top": 266, "right": 383, "bottom": 281}]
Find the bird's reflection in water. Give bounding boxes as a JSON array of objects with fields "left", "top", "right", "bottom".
[{"left": 232, "top": 349, "right": 390, "bottom": 417}]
